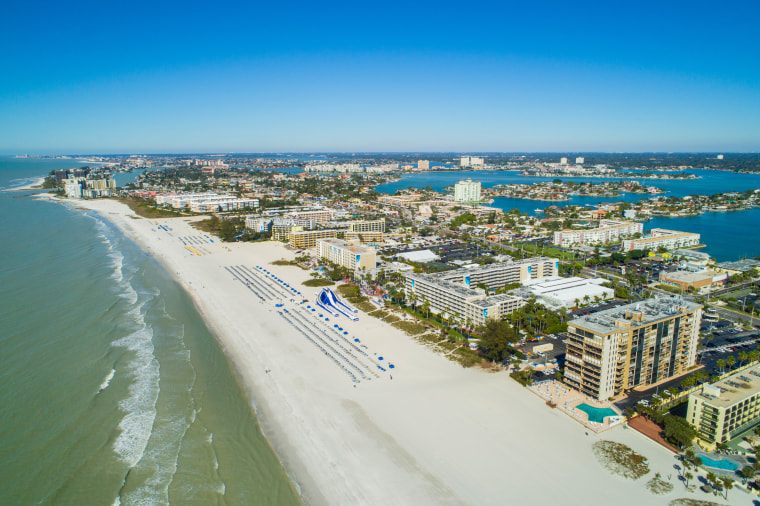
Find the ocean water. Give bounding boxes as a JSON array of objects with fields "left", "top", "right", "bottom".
[
  {"left": 376, "top": 169, "right": 760, "bottom": 261},
  {"left": 0, "top": 157, "right": 300, "bottom": 505}
]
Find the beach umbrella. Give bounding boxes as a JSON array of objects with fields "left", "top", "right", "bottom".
[
  {"left": 354, "top": 338, "right": 359, "bottom": 341},
  {"left": 389, "top": 364, "right": 395, "bottom": 369},
  {"left": 378, "top": 357, "right": 383, "bottom": 360}
]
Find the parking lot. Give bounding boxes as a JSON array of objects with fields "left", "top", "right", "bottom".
[{"left": 513, "top": 333, "right": 567, "bottom": 381}]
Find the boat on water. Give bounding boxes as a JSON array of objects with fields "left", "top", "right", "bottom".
[{"left": 535, "top": 208, "right": 543, "bottom": 213}]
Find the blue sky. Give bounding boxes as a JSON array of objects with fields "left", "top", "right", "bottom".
[{"left": 1, "top": 0, "right": 759, "bottom": 153}]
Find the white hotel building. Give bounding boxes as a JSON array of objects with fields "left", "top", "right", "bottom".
[
  {"left": 553, "top": 219, "right": 643, "bottom": 247},
  {"left": 622, "top": 229, "right": 700, "bottom": 252},
  {"left": 404, "top": 257, "right": 558, "bottom": 327}
]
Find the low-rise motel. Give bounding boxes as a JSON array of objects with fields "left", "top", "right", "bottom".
[
  {"left": 565, "top": 296, "right": 702, "bottom": 400},
  {"left": 404, "top": 257, "right": 557, "bottom": 328},
  {"left": 688, "top": 365, "right": 760, "bottom": 450}
]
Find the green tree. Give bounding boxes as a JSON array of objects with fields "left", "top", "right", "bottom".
[
  {"left": 727, "top": 355, "right": 737, "bottom": 370},
  {"left": 662, "top": 415, "right": 697, "bottom": 449},
  {"left": 219, "top": 219, "right": 239, "bottom": 242},
  {"left": 478, "top": 320, "right": 520, "bottom": 363},
  {"left": 681, "top": 375, "right": 696, "bottom": 390},
  {"left": 716, "top": 358, "right": 726, "bottom": 375}
]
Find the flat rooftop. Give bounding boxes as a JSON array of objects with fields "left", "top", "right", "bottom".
[
  {"left": 716, "top": 259, "right": 760, "bottom": 273},
  {"left": 691, "top": 364, "right": 760, "bottom": 408},
  {"left": 660, "top": 270, "right": 720, "bottom": 283},
  {"left": 569, "top": 295, "right": 702, "bottom": 335}
]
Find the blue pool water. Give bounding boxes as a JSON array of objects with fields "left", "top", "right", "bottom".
[
  {"left": 700, "top": 455, "right": 740, "bottom": 471},
  {"left": 576, "top": 403, "right": 617, "bottom": 423}
]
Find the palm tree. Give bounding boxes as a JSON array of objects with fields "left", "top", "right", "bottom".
[
  {"left": 727, "top": 355, "right": 737, "bottom": 370},
  {"left": 408, "top": 290, "right": 417, "bottom": 311},
  {"left": 421, "top": 299, "right": 431, "bottom": 319},
  {"left": 717, "top": 358, "right": 726, "bottom": 375},
  {"left": 706, "top": 471, "right": 718, "bottom": 491},
  {"left": 750, "top": 349, "right": 760, "bottom": 363},
  {"left": 721, "top": 476, "right": 734, "bottom": 500},
  {"left": 684, "top": 471, "right": 693, "bottom": 488},
  {"left": 739, "top": 351, "right": 749, "bottom": 367}
]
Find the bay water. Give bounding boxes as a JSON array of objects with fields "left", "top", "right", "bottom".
[
  {"left": 376, "top": 169, "right": 760, "bottom": 261},
  {"left": 0, "top": 157, "right": 300, "bottom": 505}
]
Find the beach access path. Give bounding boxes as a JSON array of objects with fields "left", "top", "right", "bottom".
[{"left": 46, "top": 196, "right": 754, "bottom": 505}]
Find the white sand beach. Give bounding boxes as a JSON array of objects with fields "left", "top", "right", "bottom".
[{"left": 48, "top": 196, "right": 750, "bottom": 505}]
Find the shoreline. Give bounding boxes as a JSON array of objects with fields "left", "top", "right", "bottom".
[
  {"left": 3, "top": 176, "right": 46, "bottom": 191},
  {"left": 36, "top": 195, "right": 745, "bottom": 505}
]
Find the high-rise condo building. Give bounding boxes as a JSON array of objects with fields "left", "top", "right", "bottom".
[
  {"left": 565, "top": 296, "right": 702, "bottom": 400},
  {"left": 460, "top": 156, "right": 485, "bottom": 168},
  {"left": 454, "top": 179, "right": 482, "bottom": 203}
]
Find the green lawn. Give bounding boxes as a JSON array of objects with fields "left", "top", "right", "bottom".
[{"left": 517, "top": 242, "right": 575, "bottom": 260}]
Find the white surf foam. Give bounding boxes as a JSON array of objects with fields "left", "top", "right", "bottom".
[
  {"left": 99, "top": 369, "right": 116, "bottom": 392},
  {"left": 112, "top": 324, "right": 160, "bottom": 468}
]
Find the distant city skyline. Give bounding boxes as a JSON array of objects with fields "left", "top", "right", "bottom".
[{"left": 2, "top": 1, "right": 758, "bottom": 154}]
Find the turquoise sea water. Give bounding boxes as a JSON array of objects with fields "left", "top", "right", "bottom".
[
  {"left": 0, "top": 157, "right": 299, "bottom": 505},
  {"left": 376, "top": 169, "right": 760, "bottom": 261}
]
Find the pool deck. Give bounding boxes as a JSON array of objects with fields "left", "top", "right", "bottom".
[{"left": 529, "top": 380, "right": 624, "bottom": 433}]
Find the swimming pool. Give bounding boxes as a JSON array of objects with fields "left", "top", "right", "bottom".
[
  {"left": 576, "top": 403, "right": 618, "bottom": 423},
  {"left": 700, "top": 455, "right": 740, "bottom": 471}
]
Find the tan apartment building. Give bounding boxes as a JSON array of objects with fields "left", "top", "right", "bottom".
[
  {"left": 565, "top": 297, "right": 702, "bottom": 400},
  {"left": 348, "top": 219, "right": 386, "bottom": 233},
  {"left": 317, "top": 238, "right": 377, "bottom": 271},
  {"left": 288, "top": 229, "right": 339, "bottom": 249},
  {"left": 687, "top": 365, "right": 760, "bottom": 450}
]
